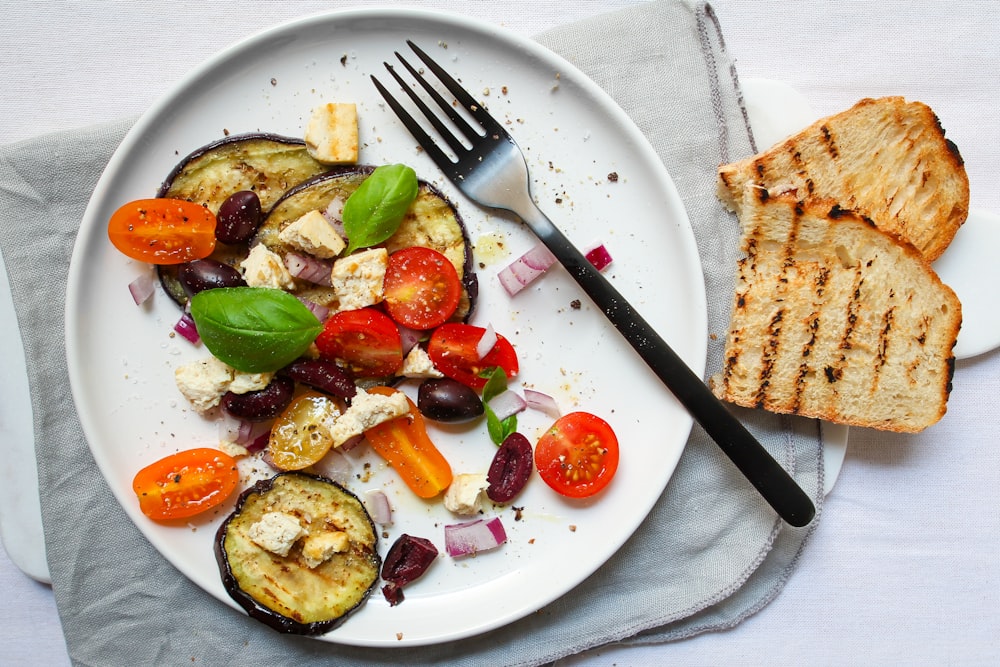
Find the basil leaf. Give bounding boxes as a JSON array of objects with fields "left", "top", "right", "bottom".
[
  {"left": 189, "top": 287, "right": 323, "bottom": 373},
  {"left": 481, "top": 367, "right": 516, "bottom": 445},
  {"left": 342, "top": 164, "right": 419, "bottom": 255}
]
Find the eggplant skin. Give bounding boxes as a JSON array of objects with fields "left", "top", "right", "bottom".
[{"left": 214, "top": 472, "right": 381, "bottom": 635}]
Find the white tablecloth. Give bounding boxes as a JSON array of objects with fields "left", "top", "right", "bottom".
[{"left": 2, "top": 1, "right": 998, "bottom": 664}]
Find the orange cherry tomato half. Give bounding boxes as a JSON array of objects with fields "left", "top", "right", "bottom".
[
  {"left": 363, "top": 386, "right": 453, "bottom": 499},
  {"left": 534, "top": 412, "right": 619, "bottom": 499},
  {"left": 382, "top": 246, "right": 462, "bottom": 330},
  {"left": 426, "top": 323, "right": 519, "bottom": 390},
  {"left": 108, "top": 198, "right": 217, "bottom": 264},
  {"left": 132, "top": 448, "right": 239, "bottom": 521},
  {"left": 315, "top": 307, "right": 404, "bottom": 378}
]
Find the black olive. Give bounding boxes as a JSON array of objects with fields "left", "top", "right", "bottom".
[
  {"left": 486, "top": 432, "right": 533, "bottom": 503},
  {"left": 177, "top": 259, "right": 246, "bottom": 297},
  {"left": 216, "top": 190, "right": 263, "bottom": 244},
  {"left": 417, "top": 378, "right": 484, "bottom": 423}
]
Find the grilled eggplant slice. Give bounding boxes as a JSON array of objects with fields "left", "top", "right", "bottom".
[
  {"left": 258, "top": 170, "right": 477, "bottom": 320},
  {"left": 215, "top": 472, "right": 380, "bottom": 635}
]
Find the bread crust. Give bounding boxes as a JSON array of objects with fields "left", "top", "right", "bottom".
[
  {"left": 718, "top": 96, "right": 969, "bottom": 262},
  {"left": 710, "top": 193, "right": 960, "bottom": 433}
]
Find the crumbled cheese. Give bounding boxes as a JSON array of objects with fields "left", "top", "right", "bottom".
[
  {"left": 218, "top": 441, "right": 250, "bottom": 458},
  {"left": 330, "top": 247, "right": 388, "bottom": 312},
  {"left": 330, "top": 387, "right": 410, "bottom": 447},
  {"left": 301, "top": 530, "right": 351, "bottom": 568},
  {"left": 247, "top": 511, "right": 305, "bottom": 557},
  {"left": 443, "top": 473, "right": 487, "bottom": 516},
  {"left": 304, "top": 102, "right": 359, "bottom": 164},
  {"left": 174, "top": 356, "right": 234, "bottom": 412},
  {"left": 240, "top": 243, "right": 296, "bottom": 290},
  {"left": 398, "top": 345, "right": 444, "bottom": 378},
  {"left": 278, "top": 209, "right": 346, "bottom": 259},
  {"left": 228, "top": 370, "right": 274, "bottom": 395}
]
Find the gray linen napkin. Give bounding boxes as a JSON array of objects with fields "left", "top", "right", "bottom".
[{"left": 0, "top": 1, "right": 823, "bottom": 665}]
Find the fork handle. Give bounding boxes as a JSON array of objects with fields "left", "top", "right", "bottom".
[{"left": 520, "top": 207, "right": 816, "bottom": 527}]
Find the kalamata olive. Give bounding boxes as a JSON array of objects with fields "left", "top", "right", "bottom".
[
  {"left": 281, "top": 359, "right": 357, "bottom": 399},
  {"left": 221, "top": 375, "right": 294, "bottom": 422},
  {"left": 417, "top": 378, "right": 484, "bottom": 423},
  {"left": 486, "top": 432, "right": 533, "bottom": 503},
  {"left": 177, "top": 258, "right": 246, "bottom": 297},
  {"left": 216, "top": 190, "right": 263, "bottom": 244},
  {"left": 380, "top": 534, "right": 438, "bottom": 606}
]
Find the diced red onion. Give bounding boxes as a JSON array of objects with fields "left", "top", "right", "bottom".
[
  {"left": 363, "top": 489, "right": 394, "bottom": 526},
  {"left": 324, "top": 196, "right": 346, "bottom": 225},
  {"left": 296, "top": 296, "right": 330, "bottom": 322},
  {"left": 218, "top": 414, "right": 253, "bottom": 444},
  {"left": 486, "top": 389, "right": 527, "bottom": 422},
  {"left": 497, "top": 242, "right": 557, "bottom": 296},
  {"left": 310, "top": 449, "right": 353, "bottom": 485},
  {"left": 476, "top": 323, "right": 497, "bottom": 359},
  {"left": 174, "top": 313, "right": 200, "bottom": 344},
  {"left": 397, "top": 325, "right": 423, "bottom": 356},
  {"left": 128, "top": 272, "right": 155, "bottom": 305},
  {"left": 245, "top": 428, "right": 270, "bottom": 454},
  {"left": 338, "top": 433, "right": 364, "bottom": 452},
  {"left": 444, "top": 517, "right": 507, "bottom": 557},
  {"left": 585, "top": 242, "right": 613, "bottom": 271},
  {"left": 285, "top": 252, "right": 333, "bottom": 286},
  {"left": 524, "top": 389, "right": 561, "bottom": 418}
]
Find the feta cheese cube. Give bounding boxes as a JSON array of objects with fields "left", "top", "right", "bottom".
[
  {"left": 240, "top": 243, "right": 296, "bottom": 290},
  {"left": 330, "top": 247, "right": 388, "bottom": 312},
  {"left": 304, "top": 102, "right": 359, "bottom": 164},
  {"left": 301, "top": 530, "right": 351, "bottom": 568},
  {"left": 174, "top": 356, "right": 234, "bottom": 413},
  {"left": 278, "top": 210, "right": 346, "bottom": 259},
  {"left": 228, "top": 370, "right": 274, "bottom": 395},
  {"left": 443, "top": 473, "right": 487, "bottom": 516},
  {"left": 248, "top": 511, "right": 305, "bottom": 557},
  {"left": 329, "top": 387, "right": 410, "bottom": 447},
  {"left": 399, "top": 345, "right": 444, "bottom": 378},
  {"left": 218, "top": 441, "right": 250, "bottom": 458}
]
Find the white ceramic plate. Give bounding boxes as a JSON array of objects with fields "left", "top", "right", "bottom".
[{"left": 65, "top": 8, "right": 704, "bottom": 646}]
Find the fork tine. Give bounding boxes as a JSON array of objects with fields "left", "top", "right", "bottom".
[
  {"left": 405, "top": 40, "right": 505, "bottom": 136},
  {"left": 370, "top": 74, "right": 454, "bottom": 171},
  {"left": 392, "top": 51, "right": 482, "bottom": 146},
  {"left": 381, "top": 59, "right": 470, "bottom": 156}
]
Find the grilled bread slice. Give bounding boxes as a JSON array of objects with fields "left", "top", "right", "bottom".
[
  {"left": 718, "top": 96, "right": 969, "bottom": 262},
  {"left": 709, "top": 192, "right": 961, "bottom": 433}
]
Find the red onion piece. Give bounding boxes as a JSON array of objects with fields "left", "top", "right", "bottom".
[
  {"left": 295, "top": 296, "right": 329, "bottom": 322},
  {"left": 444, "top": 517, "right": 507, "bottom": 557},
  {"left": 128, "top": 272, "right": 155, "bottom": 305},
  {"left": 497, "top": 242, "right": 557, "bottom": 296},
  {"left": 363, "top": 489, "right": 394, "bottom": 526},
  {"left": 585, "top": 242, "right": 613, "bottom": 271},
  {"left": 397, "top": 325, "right": 423, "bottom": 356},
  {"left": 524, "top": 389, "right": 561, "bottom": 418},
  {"left": 245, "top": 429, "right": 270, "bottom": 454},
  {"left": 486, "top": 389, "right": 526, "bottom": 422},
  {"left": 476, "top": 324, "right": 497, "bottom": 359},
  {"left": 173, "top": 313, "right": 200, "bottom": 344},
  {"left": 285, "top": 252, "right": 333, "bottom": 286},
  {"left": 310, "top": 449, "right": 353, "bottom": 486}
]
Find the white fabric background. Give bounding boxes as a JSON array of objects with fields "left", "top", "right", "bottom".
[{"left": 2, "top": 1, "right": 998, "bottom": 665}]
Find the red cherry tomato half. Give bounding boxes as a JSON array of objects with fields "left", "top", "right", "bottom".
[
  {"left": 315, "top": 307, "right": 403, "bottom": 377},
  {"left": 382, "top": 246, "right": 462, "bottom": 330},
  {"left": 534, "top": 412, "right": 619, "bottom": 498},
  {"left": 108, "top": 198, "right": 217, "bottom": 264},
  {"left": 132, "top": 448, "right": 239, "bottom": 521},
  {"left": 426, "top": 323, "right": 519, "bottom": 390}
]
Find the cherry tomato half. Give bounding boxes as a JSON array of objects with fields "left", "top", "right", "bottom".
[
  {"left": 382, "top": 246, "right": 462, "bottom": 330},
  {"left": 267, "top": 392, "right": 341, "bottom": 471},
  {"left": 132, "top": 448, "right": 239, "bottom": 521},
  {"left": 363, "top": 386, "right": 453, "bottom": 498},
  {"left": 534, "top": 412, "right": 619, "bottom": 499},
  {"left": 315, "top": 307, "right": 403, "bottom": 378},
  {"left": 108, "top": 198, "right": 217, "bottom": 264},
  {"left": 426, "top": 323, "right": 519, "bottom": 390}
]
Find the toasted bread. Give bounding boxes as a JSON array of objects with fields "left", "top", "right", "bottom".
[
  {"left": 718, "top": 96, "right": 969, "bottom": 262},
  {"left": 709, "top": 192, "right": 961, "bottom": 433}
]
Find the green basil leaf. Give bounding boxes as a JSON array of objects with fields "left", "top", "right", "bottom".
[
  {"left": 189, "top": 287, "right": 323, "bottom": 373},
  {"left": 481, "top": 367, "right": 507, "bottom": 404},
  {"left": 341, "top": 163, "right": 419, "bottom": 255},
  {"left": 481, "top": 367, "right": 516, "bottom": 445}
]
